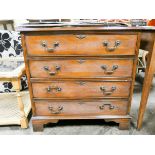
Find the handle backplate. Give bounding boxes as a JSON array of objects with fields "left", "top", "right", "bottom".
[
  {"left": 41, "top": 41, "right": 59, "bottom": 52},
  {"left": 48, "top": 105, "right": 63, "bottom": 114},
  {"left": 103, "top": 40, "right": 121, "bottom": 51},
  {"left": 99, "top": 103, "right": 115, "bottom": 110},
  {"left": 76, "top": 34, "right": 86, "bottom": 39},
  {"left": 43, "top": 65, "right": 61, "bottom": 76},
  {"left": 46, "top": 86, "right": 62, "bottom": 93},
  {"left": 101, "top": 65, "right": 118, "bottom": 74},
  {"left": 100, "top": 86, "right": 116, "bottom": 95}
]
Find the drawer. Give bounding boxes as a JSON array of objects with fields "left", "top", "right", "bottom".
[
  {"left": 29, "top": 59, "right": 133, "bottom": 78},
  {"left": 25, "top": 34, "right": 137, "bottom": 56},
  {"left": 34, "top": 99, "right": 128, "bottom": 116},
  {"left": 32, "top": 81, "right": 131, "bottom": 99}
]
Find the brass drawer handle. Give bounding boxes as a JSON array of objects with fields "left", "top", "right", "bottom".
[
  {"left": 100, "top": 86, "right": 116, "bottom": 95},
  {"left": 48, "top": 105, "right": 63, "bottom": 114},
  {"left": 41, "top": 41, "right": 59, "bottom": 52},
  {"left": 46, "top": 86, "right": 62, "bottom": 93},
  {"left": 103, "top": 40, "right": 121, "bottom": 51},
  {"left": 101, "top": 65, "right": 118, "bottom": 74},
  {"left": 43, "top": 65, "right": 61, "bottom": 76},
  {"left": 99, "top": 103, "right": 115, "bottom": 110}
]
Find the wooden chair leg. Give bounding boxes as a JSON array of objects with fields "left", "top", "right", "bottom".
[
  {"left": 137, "top": 39, "right": 155, "bottom": 130},
  {"left": 12, "top": 79, "right": 28, "bottom": 129},
  {"left": 17, "top": 93, "right": 28, "bottom": 128}
]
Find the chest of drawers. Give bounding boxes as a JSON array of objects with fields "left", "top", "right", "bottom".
[{"left": 19, "top": 24, "right": 140, "bottom": 131}]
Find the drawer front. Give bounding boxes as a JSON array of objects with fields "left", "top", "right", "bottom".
[
  {"left": 25, "top": 34, "right": 137, "bottom": 56},
  {"left": 32, "top": 81, "right": 131, "bottom": 98},
  {"left": 34, "top": 100, "right": 128, "bottom": 116},
  {"left": 29, "top": 59, "right": 133, "bottom": 78}
]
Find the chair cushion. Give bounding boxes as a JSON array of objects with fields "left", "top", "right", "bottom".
[
  {"left": 0, "top": 75, "right": 28, "bottom": 93},
  {"left": 0, "top": 30, "right": 23, "bottom": 58},
  {"left": 0, "top": 30, "right": 28, "bottom": 93}
]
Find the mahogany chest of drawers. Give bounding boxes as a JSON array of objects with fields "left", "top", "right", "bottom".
[{"left": 18, "top": 24, "right": 140, "bottom": 131}]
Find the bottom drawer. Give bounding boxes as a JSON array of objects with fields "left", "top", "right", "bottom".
[{"left": 34, "top": 100, "right": 128, "bottom": 116}]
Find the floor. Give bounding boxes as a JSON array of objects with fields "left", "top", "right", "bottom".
[{"left": 0, "top": 75, "right": 155, "bottom": 135}]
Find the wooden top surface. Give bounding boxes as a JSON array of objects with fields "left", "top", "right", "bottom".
[{"left": 17, "top": 22, "right": 155, "bottom": 32}]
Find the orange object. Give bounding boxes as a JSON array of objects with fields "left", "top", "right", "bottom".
[{"left": 148, "top": 19, "right": 155, "bottom": 26}]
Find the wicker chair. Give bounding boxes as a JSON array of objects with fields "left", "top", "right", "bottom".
[
  {"left": 0, "top": 20, "right": 15, "bottom": 31},
  {"left": 0, "top": 30, "right": 31, "bottom": 128}
]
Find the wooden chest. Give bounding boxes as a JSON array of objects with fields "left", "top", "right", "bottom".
[{"left": 18, "top": 24, "right": 140, "bottom": 131}]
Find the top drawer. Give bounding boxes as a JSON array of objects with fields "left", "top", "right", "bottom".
[{"left": 25, "top": 34, "right": 137, "bottom": 56}]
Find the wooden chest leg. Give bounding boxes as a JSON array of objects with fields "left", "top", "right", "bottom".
[
  {"left": 33, "top": 124, "right": 44, "bottom": 132},
  {"left": 105, "top": 118, "right": 131, "bottom": 130},
  {"left": 32, "top": 118, "right": 59, "bottom": 132},
  {"left": 119, "top": 122, "right": 130, "bottom": 130},
  {"left": 119, "top": 119, "right": 130, "bottom": 130}
]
